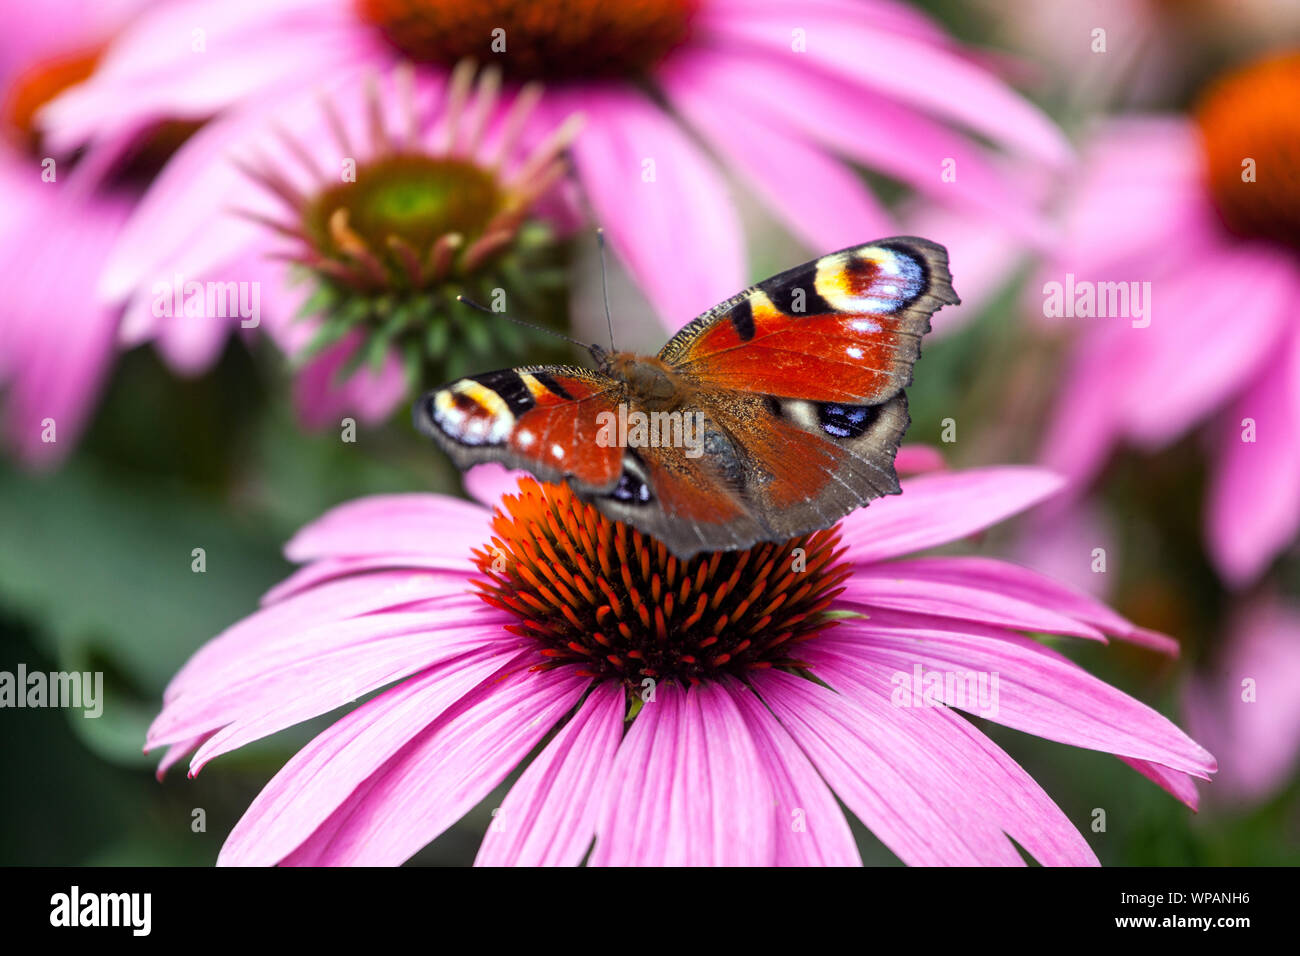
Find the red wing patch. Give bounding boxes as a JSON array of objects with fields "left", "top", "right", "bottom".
[{"left": 660, "top": 238, "right": 957, "bottom": 404}]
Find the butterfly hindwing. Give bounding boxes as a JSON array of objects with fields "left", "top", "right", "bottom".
[
  {"left": 576, "top": 390, "right": 913, "bottom": 557},
  {"left": 661, "top": 237, "right": 957, "bottom": 405},
  {"left": 413, "top": 365, "right": 627, "bottom": 494}
]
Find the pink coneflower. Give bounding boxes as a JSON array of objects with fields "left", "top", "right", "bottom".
[
  {"left": 43, "top": 0, "right": 1068, "bottom": 337},
  {"left": 105, "top": 61, "right": 583, "bottom": 426},
  {"left": 1039, "top": 51, "right": 1300, "bottom": 587},
  {"left": 150, "top": 464, "right": 1213, "bottom": 866},
  {"left": 0, "top": 156, "right": 129, "bottom": 467},
  {"left": 0, "top": 1, "right": 167, "bottom": 467}
]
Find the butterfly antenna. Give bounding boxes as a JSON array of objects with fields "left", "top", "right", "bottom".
[
  {"left": 455, "top": 295, "right": 599, "bottom": 356},
  {"left": 596, "top": 227, "right": 616, "bottom": 352}
]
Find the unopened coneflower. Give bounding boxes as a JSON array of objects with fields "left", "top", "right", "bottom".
[
  {"left": 150, "top": 464, "right": 1214, "bottom": 866},
  {"left": 93, "top": 61, "right": 583, "bottom": 426},
  {"left": 239, "top": 60, "right": 580, "bottom": 392}
]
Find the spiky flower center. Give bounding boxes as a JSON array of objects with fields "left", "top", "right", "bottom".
[
  {"left": 301, "top": 154, "right": 504, "bottom": 291},
  {"left": 355, "top": 0, "right": 700, "bottom": 81},
  {"left": 240, "top": 64, "right": 578, "bottom": 386},
  {"left": 1196, "top": 51, "right": 1300, "bottom": 248},
  {"left": 474, "top": 479, "right": 851, "bottom": 688}
]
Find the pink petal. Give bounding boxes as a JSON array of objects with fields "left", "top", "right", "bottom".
[
  {"left": 188, "top": 619, "right": 524, "bottom": 773},
  {"left": 869, "top": 555, "right": 1179, "bottom": 654},
  {"left": 95, "top": 59, "right": 376, "bottom": 312},
  {"left": 153, "top": 732, "right": 212, "bottom": 782},
  {"left": 704, "top": 0, "right": 950, "bottom": 46},
  {"left": 464, "top": 463, "right": 529, "bottom": 509},
  {"left": 260, "top": 556, "right": 478, "bottom": 604},
  {"left": 1054, "top": 118, "right": 1218, "bottom": 276},
  {"left": 291, "top": 331, "right": 408, "bottom": 429},
  {"left": 590, "top": 682, "right": 776, "bottom": 865},
  {"left": 1184, "top": 597, "right": 1300, "bottom": 804},
  {"left": 1012, "top": 497, "right": 1117, "bottom": 601},
  {"left": 840, "top": 564, "right": 1107, "bottom": 641},
  {"left": 0, "top": 191, "right": 129, "bottom": 467},
  {"left": 1206, "top": 327, "right": 1300, "bottom": 587},
  {"left": 804, "top": 651, "right": 1099, "bottom": 865},
  {"left": 701, "top": 7, "right": 1071, "bottom": 165},
  {"left": 661, "top": 56, "right": 893, "bottom": 249},
  {"left": 40, "top": 0, "right": 368, "bottom": 152},
  {"left": 893, "top": 444, "right": 946, "bottom": 476},
  {"left": 725, "top": 678, "right": 861, "bottom": 865},
  {"left": 153, "top": 305, "right": 234, "bottom": 376},
  {"left": 556, "top": 87, "right": 745, "bottom": 331},
  {"left": 279, "top": 663, "right": 588, "bottom": 866},
  {"left": 218, "top": 647, "right": 527, "bottom": 866},
  {"left": 1119, "top": 757, "right": 1201, "bottom": 811},
  {"left": 662, "top": 48, "right": 1049, "bottom": 242},
  {"left": 283, "top": 493, "right": 489, "bottom": 563},
  {"left": 1122, "top": 242, "right": 1293, "bottom": 447},
  {"left": 474, "top": 681, "right": 625, "bottom": 866},
  {"left": 165, "top": 573, "right": 486, "bottom": 702},
  {"left": 1038, "top": 323, "right": 1133, "bottom": 485},
  {"left": 752, "top": 669, "right": 1025, "bottom": 865},
  {"left": 821, "top": 620, "right": 1215, "bottom": 777},
  {"left": 151, "top": 607, "right": 519, "bottom": 762},
  {"left": 840, "top": 467, "right": 1065, "bottom": 565}
]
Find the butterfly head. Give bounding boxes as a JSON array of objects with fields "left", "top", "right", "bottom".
[{"left": 604, "top": 352, "right": 681, "bottom": 406}]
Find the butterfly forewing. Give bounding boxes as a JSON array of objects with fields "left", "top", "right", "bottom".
[
  {"left": 660, "top": 237, "right": 957, "bottom": 405},
  {"left": 414, "top": 365, "right": 626, "bottom": 494}
]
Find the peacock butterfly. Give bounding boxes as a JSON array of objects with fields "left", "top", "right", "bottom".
[{"left": 414, "top": 237, "right": 958, "bottom": 557}]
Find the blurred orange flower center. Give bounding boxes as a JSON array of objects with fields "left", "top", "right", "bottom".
[
  {"left": 2, "top": 46, "right": 102, "bottom": 152},
  {"left": 355, "top": 0, "right": 699, "bottom": 81},
  {"left": 1196, "top": 51, "right": 1300, "bottom": 248},
  {"left": 473, "top": 478, "right": 851, "bottom": 688}
]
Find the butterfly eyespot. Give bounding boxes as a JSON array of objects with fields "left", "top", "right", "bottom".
[
  {"left": 815, "top": 245, "right": 926, "bottom": 315},
  {"left": 610, "top": 469, "right": 653, "bottom": 504},
  {"left": 428, "top": 379, "right": 515, "bottom": 446},
  {"left": 817, "top": 402, "right": 879, "bottom": 439},
  {"left": 602, "top": 452, "right": 655, "bottom": 506}
]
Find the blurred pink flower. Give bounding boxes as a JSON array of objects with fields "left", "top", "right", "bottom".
[
  {"left": 1038, "top": 52, "right": 1300, "bottom": 587},
  {"left": 150, "top": 465, "right": 1212, "bottom": 866},
  {"left": 42, "top": 0, "right": 1069, "bottom": 339},
  {"left": 1184, "top": 596, "right": 1300, "bottom": 806},
  {"left": 0, "top": 0, "right": 178, "bottom": 467},
  {"left": 975, "top": 0, "right": 1300, "bottom": 108},
  {"left": 0, "top": 155, "right": 129, "bottom": 467}
]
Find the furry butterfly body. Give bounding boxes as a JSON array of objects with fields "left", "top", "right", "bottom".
[{"left": 415, "top": 237, "right": 958, "bottom": 557}]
